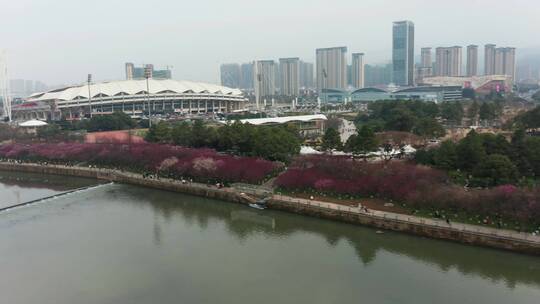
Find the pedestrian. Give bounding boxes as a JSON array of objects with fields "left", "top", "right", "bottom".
[{"left": 446, "top": 217, "right": 451, "bottom": 225}]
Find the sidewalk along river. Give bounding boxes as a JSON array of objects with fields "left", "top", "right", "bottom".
[
  {"left": 1, "top": 162, "right": 539, "bottom": 255},
  {"left": 0, "top": 173, "right": 539, "bottom": 304}
]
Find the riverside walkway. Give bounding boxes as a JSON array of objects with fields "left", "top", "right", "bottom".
[
  {"left": 1, "top": 161, "right": 540, "bottom": 254},
  {"left": 271, "top": 194, "right": 540, "bottom": 245}
]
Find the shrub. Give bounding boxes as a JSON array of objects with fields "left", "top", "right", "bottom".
[
  {"left": 275, "top": 155, "right": 540, "bottom": 228},
  {"left": 0, "top": 143, "right": 281, "bottom": 184}
]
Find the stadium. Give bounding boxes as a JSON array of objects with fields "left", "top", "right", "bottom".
[{"left": 12, "top": 79, "right": 247, "bottom": 121}]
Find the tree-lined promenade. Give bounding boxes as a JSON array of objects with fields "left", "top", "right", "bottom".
[
  {"left": 1, "top": 160, "right": 540, "bottom": 256},
  {"left": 1, "top": 141, "right": 540, "bottom": 234}
]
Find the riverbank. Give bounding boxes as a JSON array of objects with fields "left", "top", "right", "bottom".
[{"left": 1, "top": 161, "right": 540, "bottom": 255}]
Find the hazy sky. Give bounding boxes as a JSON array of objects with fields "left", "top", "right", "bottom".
[{"left": 2, "top": 0, "right": 539, "bottom": 86}]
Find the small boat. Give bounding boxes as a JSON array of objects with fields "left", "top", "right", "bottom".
[{"left": 249, "top": 203, "right": 266, "bottom": 210}]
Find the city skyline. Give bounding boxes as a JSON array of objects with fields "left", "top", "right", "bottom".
[{"left": 2, "top": 0, "right": 539, "bottom": 86}]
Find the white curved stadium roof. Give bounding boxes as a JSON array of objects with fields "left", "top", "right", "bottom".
[{"left": 28, "top": 79, "right": 243, "bottom": 101}]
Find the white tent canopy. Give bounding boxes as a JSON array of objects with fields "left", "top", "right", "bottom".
[{"left": 19, "top": 120, "right": 48, "bottom": 127}]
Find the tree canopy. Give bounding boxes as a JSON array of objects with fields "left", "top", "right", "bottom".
[
  {"left": 321, "top": 127, "right": 342, "bottom": 151},
  {"left": 355, "top": 100, "right": 446, "bottom": 138},
  {"left": 145, "top": 120, "right": 301, "bottom": 163}
]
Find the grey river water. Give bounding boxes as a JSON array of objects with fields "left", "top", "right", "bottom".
[{"left": 0, "top": 171, "right": 539, "bottom": 304}]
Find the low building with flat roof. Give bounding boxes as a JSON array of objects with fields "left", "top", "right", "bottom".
[{"left": 235, "top": 114, "right": 327, "bottom": 137}]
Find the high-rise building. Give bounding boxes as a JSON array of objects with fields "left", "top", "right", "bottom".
[
  {"left": 466, "top": 45, "right": 478, "bottom": 77},
  {"left": 316, "top": 47, "right": 348, "bottom": 91},
  {"left": 495, "top": 47, "right": 516, "bottom": 82},
  {"left": 220, "top": 63, "right": 241, "bottom": 88},
  {"left": 253, "top": 60, "right": 276, "bottom": 105},
  {"left": 279, "top": 58, "right": 300, "bottom": 96},
  {"left": 125, "top": 63, "right": 171, "bottom": 80},
  {"left": 299, "top": 61, "right": 314, "bottom": 89},
  {"left": 351, "top": 53, "right": 365, "bottom": 89},
  {"left": 392, "top": 21, "right": 415, "bottom": 86},
  {"left": 484, "top": 44, "right": 497, "bottom": 75},
  {"left": 365, "top": 63, "right": 393, "bottom": 87},
  {"left": 421, "top": 47, "right": 432, "bottom": 69},
  {"left": 240, "top": 63, "right": 254, "bottom": 90},
  {"left": 484, "top": 45, "right": 516, "bottom": 83},
  {"left": 125, "top": 63, "right": 134, "bottom": 80},
  {"left": 435, "top": 46, "right": 462, "bottom": 77},
  {"left": 416, "top": 47, "right": 433, "bottom": 84}
]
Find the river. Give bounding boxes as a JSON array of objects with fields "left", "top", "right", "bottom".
[{"left": 0, "top": 171, "right": 539, "bottom": 304}]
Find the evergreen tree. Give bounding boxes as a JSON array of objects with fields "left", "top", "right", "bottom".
[
  {"left": 456, "top": 130, "right": 486, "bottom": 171},
  {"left": 345, "top": 126, "right": 379, "bottom": 159},
  {"left": 321, "top": 127, "right": 342, "bottom": 151}
]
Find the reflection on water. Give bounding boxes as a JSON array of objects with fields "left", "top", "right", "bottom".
[
  {"left": 121, "top": 186, "right": 540, "bottom": 289},
  {"left": 0, "top": 171, "right": 100, "bottom": 209},
  {"left": 231, "top": 210, "right": 276, "bottom": 229},
  {"left": 0, "top": 180, "right": 539, "bottom": 304}
]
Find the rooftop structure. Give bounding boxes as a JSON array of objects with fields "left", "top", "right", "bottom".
[{"left": 13, "top": 79, "right": 246, "bottom": 121}]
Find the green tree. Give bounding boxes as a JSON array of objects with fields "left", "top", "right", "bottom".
[
  {"left": 472, "top": 154, "right": 518, "bottom": 187},
  {"left": 145, "top": 121, "right": 171, "bottom": 142},
  {"left": 523, "top": 137, "right": 540, "bottom": 178},
  {"left": 385, "top": 106, "right": 417, "bottom": 132},
  {"left": 171, "top": 121, "right": 193, "bottom": 146},
  {"left": 433, "top": 140, "right": 458, "bottom": 170},
  {"left": 440, "top": 101, "right": 464, "bottom": 124},
  {"left": 252, "top": 126, "right": 300, "bottom": 162},
  {"left": 456, "top": 130, "right": 486, "bottom": 171},
  {"left": 85, "top": 112, "right": 136, "bottom": 132},
  {"left": 37, "top": 124, "right": 62, "bottom": 140},
  {"left": 467, "top": 100, "right": 480, "bottom": 124},
  {"left": 345, "top": 126, "right": 379, "bottom": 159},
  {"left": 479, "top": 133, "right": 511, "bottom": 156},
  {"left": 413, "top": 117, "right": 446, "bottom": 138},
  {"left": 321, "top": 127, "right": 342, "bottom": 151},
  {"left": 479, "top": 102, "right": 496, "bottom": 121},
  {"left": 508, "top": 106, "right": 540, "bottom": 129},
  {"left": 190, "top": 120, "right": 216, "bottom": 148}
]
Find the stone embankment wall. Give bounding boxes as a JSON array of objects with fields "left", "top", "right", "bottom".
[{"left": 1, "top": 162, "right": 539, "bottom": 256}]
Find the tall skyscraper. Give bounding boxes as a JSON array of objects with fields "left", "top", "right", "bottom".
[
  {"left": 435, "top": 46, "right": 462, "bottom": 77},
  {"left": 220, "top": 63, "right": 241, "bottom": 88},
  {"left": 299, "top": 61, "right": 314, "bottom": 89},
  {"left": 466, "top": 45, "right": 478, "bottom": 76},
  {"left": 484, "top": 44, "right": 516, "bottom": 82},
  {"left": 484, "top": 44, "right": 497, "bottom": 75},
  {"left": 365, "top": 63, "right": 393, "bottom": 87},
  {"left": 415, "top": 47, "right": 433, "bottom": 84},
  {"left": 316, "top": 46, "right": 348, "bottom": 91},
  {"left": 392, "top": 21, "right": 415, "bottom": 86},
  {"left": 125, "top": 63, "right": 134, "bottom": 80},
  {"left": 495, "top": 47, "right": 516, "bottom": 82},
  {"left": 421, "top": 47, "right": 432, "bottom": 69},
  {"left": 279, "top": 58, "right": 300, "bottom": 96},
  {"left": 351, "top": 53, "right": 365, "bottom": 89},
  {"left": 240, "top": 63, "right": 254, "bottom": 90},
  {"left": 253, "top": 60, "right": 276, "bottom": 106}
]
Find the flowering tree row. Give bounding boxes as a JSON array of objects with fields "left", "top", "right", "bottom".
[
  {"left": 0, "top": 143, "right": 281, "bottom": 184},
  {"left": 275, "top": 155, "right": 540, "bottom": 228}
]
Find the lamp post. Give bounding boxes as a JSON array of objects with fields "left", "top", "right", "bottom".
[
  {"left": 87, "top": 74, "right": 93, "bottom": 118},
  {"left": 144, "top": 66, "right": 152, "bottom": 127}
]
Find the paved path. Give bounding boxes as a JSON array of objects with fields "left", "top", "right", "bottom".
[
  {"left": 272, "top": 194, "right": 540, "bottom": 245},
  {"left": 2, "top": 162, "right": 540, "bottom": 246}
]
